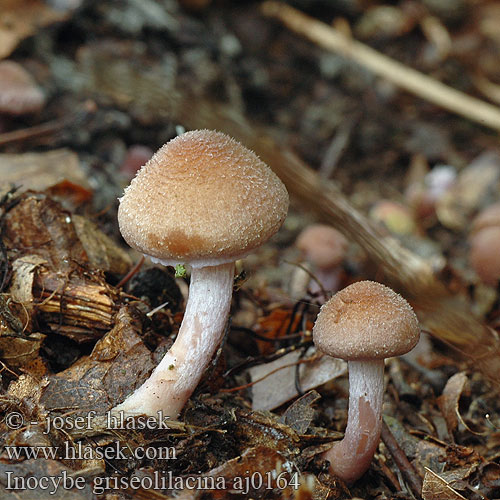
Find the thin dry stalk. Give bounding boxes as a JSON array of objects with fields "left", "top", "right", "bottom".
[{"left": 262, "top": 1, "right": 500, "bottom": 132}]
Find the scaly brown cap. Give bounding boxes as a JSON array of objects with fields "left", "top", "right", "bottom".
[
  {"left": 313, "top": 281, "right": 420, "bottom": 360},
  {"left": 118, "top": 130, "right": 289, "bottom": 267}
]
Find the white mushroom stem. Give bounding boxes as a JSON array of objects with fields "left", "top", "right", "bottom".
[
  {"left": 113, "top": 262, "right": 235, "bottom": 419},
  {"left": 323, "top": 359, "right": 384, "bottom": 484}
]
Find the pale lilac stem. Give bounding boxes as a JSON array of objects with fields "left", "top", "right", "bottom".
[
  {"left": 113, "top": 262, "right": 234, "bottom": 419},
  {"left": 323, "top": 359, "right": 384, "bottom": 483}
]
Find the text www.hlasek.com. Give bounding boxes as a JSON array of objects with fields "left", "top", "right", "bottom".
[{"left": 4, "top": 440, "right": 175, "bottom": 461}]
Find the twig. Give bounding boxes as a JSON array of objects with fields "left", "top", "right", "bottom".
[
  {"left": 0, "top": 103, "right": 94, "bottom": 147},
  {"left": 116, "top": 255, "right": 145, "bottom": 289},
  {"left": 262, "top": 1, "right": 500, "bottom": 132},
  {"left": 0, "top": 118, "right": 67, "bottom": 147},
  {"left": 219, "top": 355, "right": 316, "bottom": 393},
  {"left": 381, "top": 419, "right": 423, "bottom": 498},
  {"left": 319, "top": 114, "right": 358, "bottom": 179}
]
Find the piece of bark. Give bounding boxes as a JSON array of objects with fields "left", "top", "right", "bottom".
[
  {"left": 9, "top": 255, "right": 118, "bottom": 343},
  {"left": 0, "top": 293, "right": 45, "bottom": 369},
  {"left": 33, "top": 265, "right": 117, "bottom": 342}
]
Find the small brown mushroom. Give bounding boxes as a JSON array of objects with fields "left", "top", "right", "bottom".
[
  {"left": 369, "top": 200, "right": 417, "bottom": 235},
  {"left": 295, "top": 224, "right": 347, "bottom": 295},
  {"left": 469, "top": 202, "right": 500, "bottom": 286},
  {"left": 0, "top": 61, "right": 45, "bottom": 115},
  {"left": 313, "top": 280, "right": 420, "bottom": 483},
  {"left": 113, "top": 129, "right": 289, "bottom": 418}
]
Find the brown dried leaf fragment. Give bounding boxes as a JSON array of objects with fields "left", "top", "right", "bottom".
[
  {"left": 280, "top": 390, "right": 321, "bottom": 435},
  {"left": 233, "top": 409, "right": 301, "bottom": 457},
  {"left": 0, "top": 293, "right": 44, "bottom": 370},
  {"left": 72, "top": 215, "right": 132, "bottom": 275},
  {"left": 422, "top": 467, "right": 467, "bottom": 500},
  {"left": 0, "top": 0, "right": 68, "bottom": 59},
  {"left": 202, "top": 446, "right": 297, "bottom": 498},
  {"left": 437, "top": 372, "right": 470, "bottom": 437},
  {"left": 0, "top": 150, "right": 91, "bottom": 203},
  {"left": 0, "top": 331, "right": 44, "bottom": 370},
  {"left": 3, "top": 194, "right": 89, "bottom": 271},
  {"left": 40, "top": 306, "right": 155, "bottom": 417}
]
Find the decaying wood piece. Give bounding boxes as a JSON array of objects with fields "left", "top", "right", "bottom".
[
  {"left": 4, "top": 194, "right": 121, "bottom": 343},
  {"left": 79, "top": 48, "right": 500, "bottom": 386},
  {"left": 8, "top": 255, "right": 117, "bottom": 343},
  {"left": 33, "top": 265, "right": 116, "bottom": 342}
]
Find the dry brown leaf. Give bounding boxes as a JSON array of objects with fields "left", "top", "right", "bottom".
[
  {"left": 72, "top": 215, "right": 132, "bottom": 275},
  {"left": 0, "top": 331, "right": 45, "bottom": 370},
  {"left": 0, "top": 149, "right": 90, "bottom": 198},
  {"left": 280, "top": 390, "right": 320, "bottom": 434},
  {"left": 233, "top": 410, "right": 301, "bottom": 455},
  {"left": 249, "top": 347, "right": 346, "bottom": 411},
  {"left": 3, "top": 193, "right": 88, "bottom": 270},
  {"left": 9, "top": 255, "right": 47, "bottom": 306},
  {"left": 202, "top": 445, "right": 297, "bottom": 498},
  {"left": 40, "top": 306, "right": 155, "bottom": 416},
  {"left": 0, "top": 0, "right": 68, "bottom": 59},
  {"left": 6, "top": 372, "right": 44, "bottom": 411},
  {"left": 422, "top": 467, "right": 468, "bottom": 500},
  {"left": 256, "top": 308, "right": 309, "bottom": 355},
  {"left": 438, "top": 372, "right": 470, "bottom": 436}
]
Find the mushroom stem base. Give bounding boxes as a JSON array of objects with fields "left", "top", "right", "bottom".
[
  {"left": 323, "top": 359, "right": 384, "bottom": 484},
  {"left": 112, "top": 262, "right": 235, "bottom": 419}
]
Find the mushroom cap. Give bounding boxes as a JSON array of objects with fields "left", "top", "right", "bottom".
[
  {"left": 118, "top": 130, "right": 289, "bottom": 267},
  {"left": 0, "top": 61, "right": 45, "bottom": 115},
  {"left": 296, "top": 224, "right": 347, "bottom": 269},
  {"left": 471, "top": 202, "right": 500, "bottom": 234},
  {"left": 313, "top": 280, "right": 420, "bottom": 360},
  {"left": 469, "top": 226, "right": 500, "bottom": 286}
]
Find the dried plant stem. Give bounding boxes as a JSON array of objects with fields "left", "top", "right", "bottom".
[
  {"left": 262, "top": 1, "right": 500, "bottom": 132},
  {"left": 381, "top": 420, "right": 423, "bottom": 498}
]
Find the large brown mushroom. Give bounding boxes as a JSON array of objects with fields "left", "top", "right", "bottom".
[{"left": 113, "top": 129, "right": 289, "bottom": 418}]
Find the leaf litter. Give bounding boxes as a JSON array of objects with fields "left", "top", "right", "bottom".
[{"left": 1, "top": 0, "right": 500, "bottom": 499}]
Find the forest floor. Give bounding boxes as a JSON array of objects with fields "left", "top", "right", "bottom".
[{"left": 1, "top": 0, "right": 500, "bottom": 499}]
